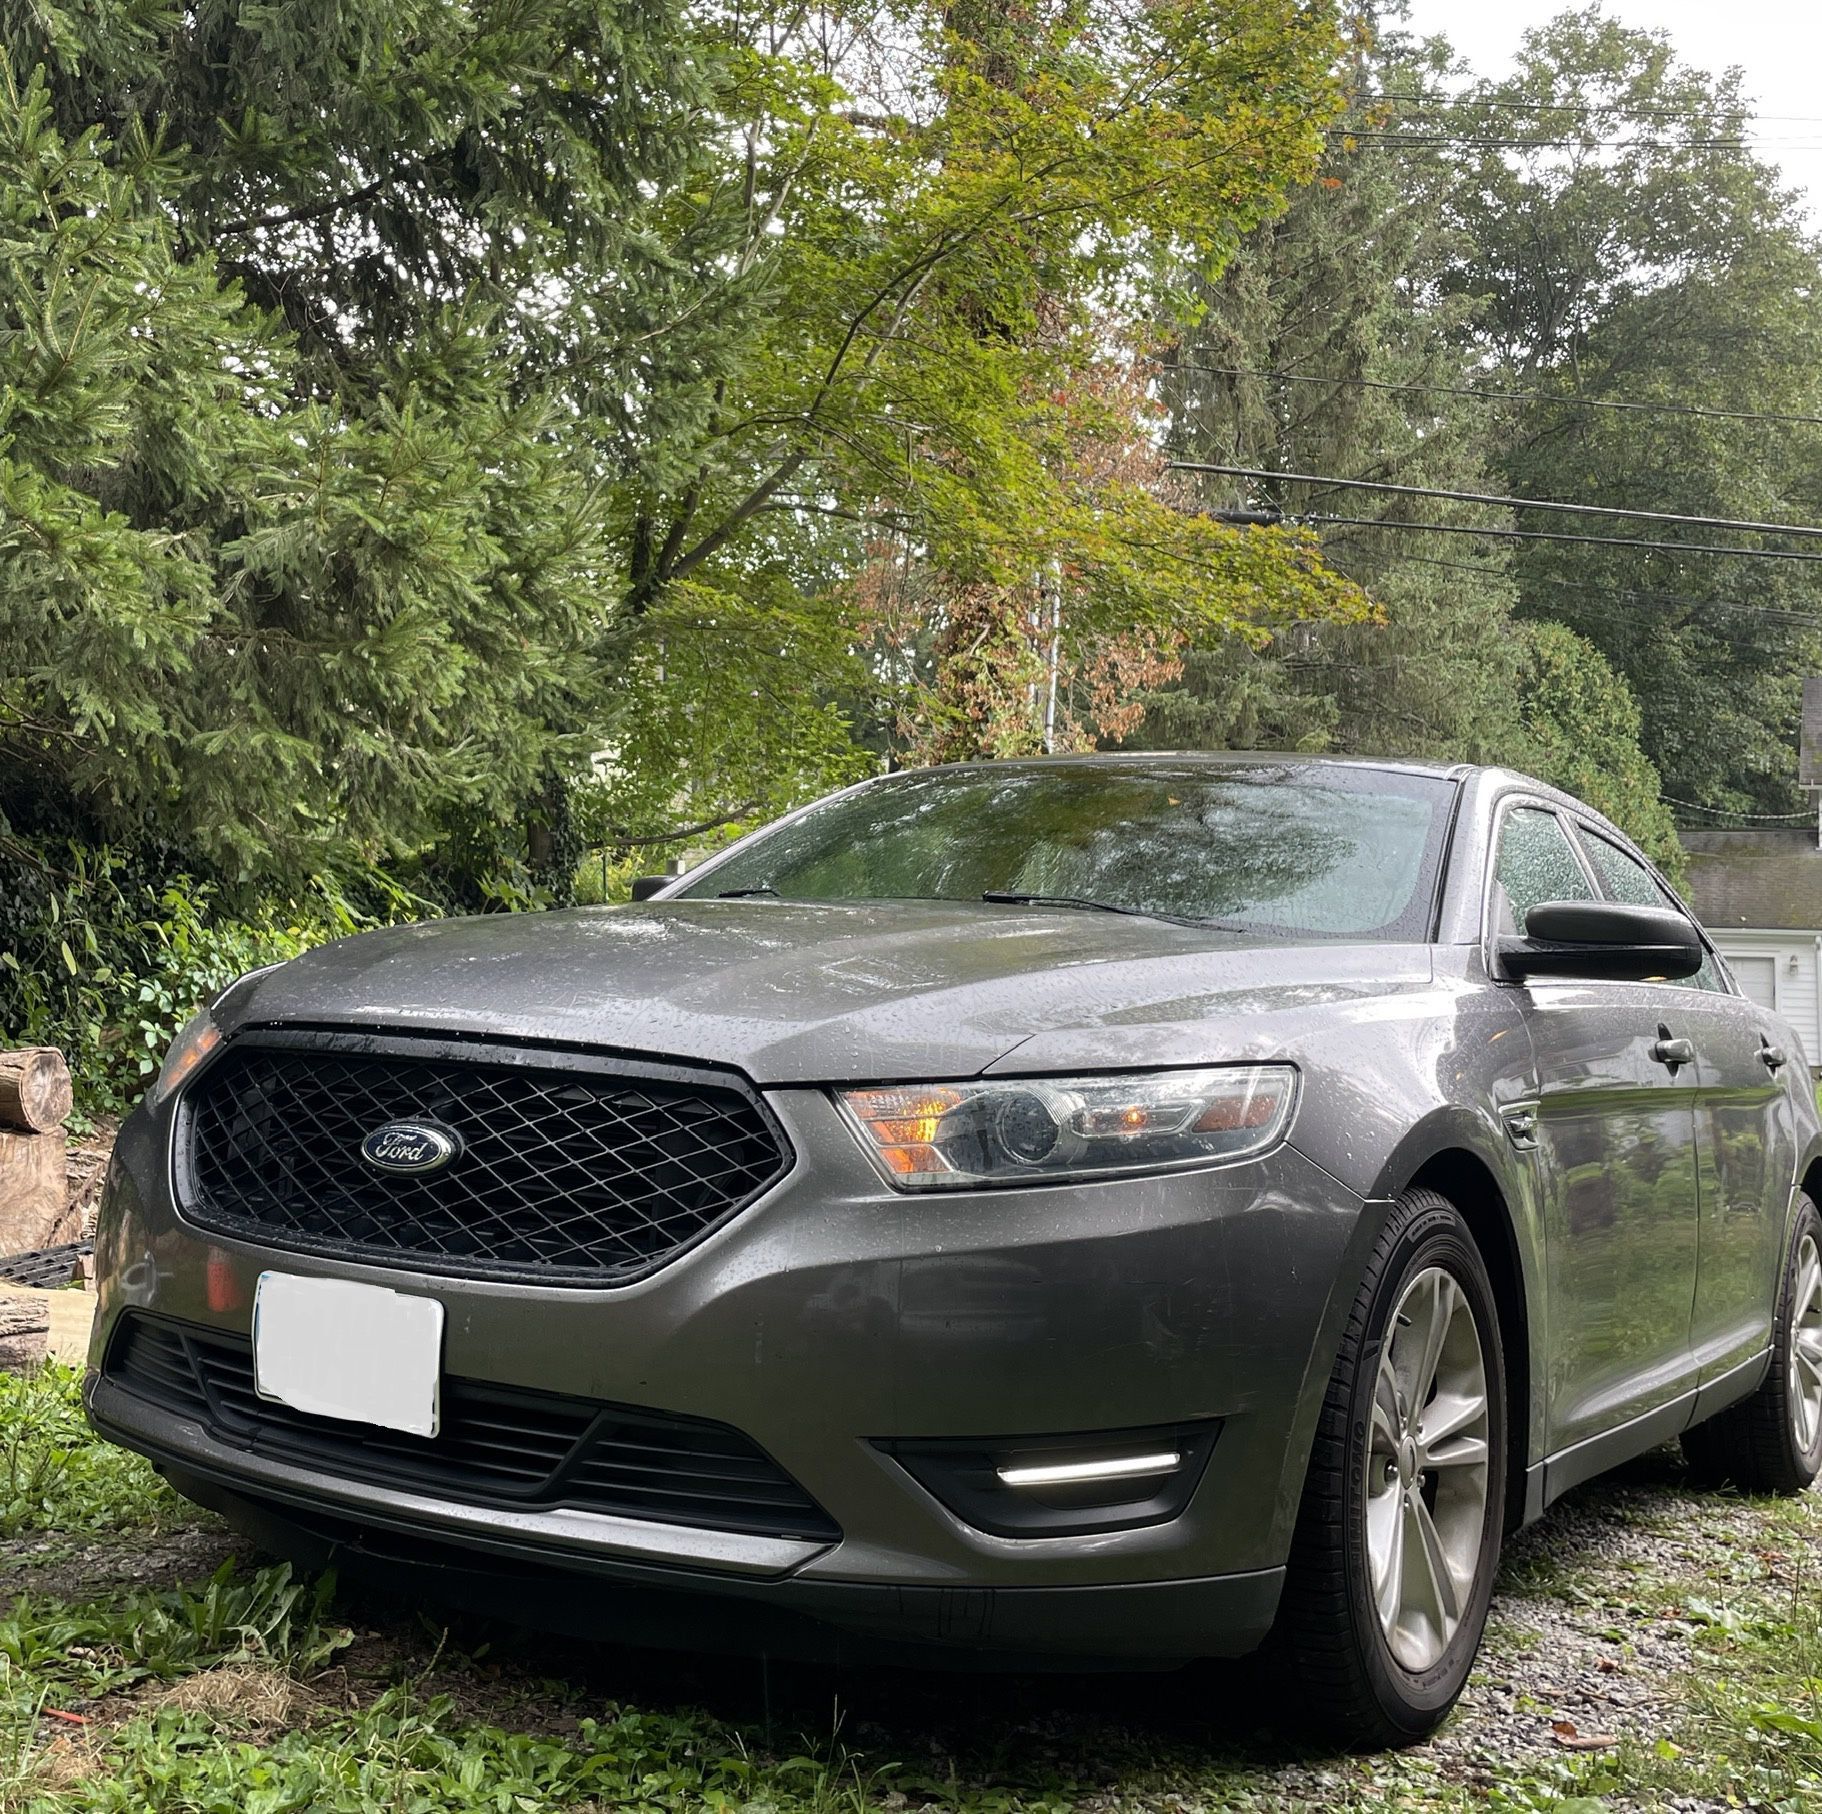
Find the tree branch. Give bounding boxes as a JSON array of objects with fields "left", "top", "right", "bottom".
[
  {"left": 599, "top": 807, "right": 760, "bottom": 848},
  {"left": 216, "top": 172, "right": 400, "bottom": 238}
]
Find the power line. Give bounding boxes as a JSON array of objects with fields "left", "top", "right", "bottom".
[
  {"left": 1306, "top": 513, "right": 1822, "bottom": 565},
  {"left": 1661, "top": 797, "right": 1817, "bottom": 822},
  {"left": 1514, "top": 593, "right": 1822, "bottom": 644},
  {"left": 1165, "top": 363, "right": 1822, "bottom": 431},
  {"left": 1334, "top": 131, "right": 1822, "bottom": 152},
  {"left": 1170, "top": 463, "right": 1822, "bottom": 543},
  {"left": 1355, "top": 93, "right": 1822, "bottom": 125},
  {"left": 1343, "top": 545, "right": 1822, "bottom": 631}
]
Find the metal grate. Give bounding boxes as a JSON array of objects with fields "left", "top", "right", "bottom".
[
  {"left": 107, "top": 1314, "right": 839, "bottom": 1541},
  {"left": 176, "top": 1035, "right": 791, "bottom": 1286}
]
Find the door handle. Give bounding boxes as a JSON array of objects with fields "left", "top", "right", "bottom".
[
  {"left": 1760, "top": 1042, "right": 1790, "bottom": 1073},
  {"left": 1651, "top": 1034, "right": 1695, "bottom": 1069}
]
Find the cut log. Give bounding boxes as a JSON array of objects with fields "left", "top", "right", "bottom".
[
  {"left": 0, "top": 1128, "right": 68, "bottom": 1253},
  {"left": 0, "top": 1048, "right": 72, "bottom": 1133},
  {"left": 0, "top": 1293, "right": 49, "bottom": 1372}
]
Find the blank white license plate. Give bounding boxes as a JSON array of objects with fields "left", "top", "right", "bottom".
[{"left": 253, "top": 1273, "right": 444, "bottom": 1438}]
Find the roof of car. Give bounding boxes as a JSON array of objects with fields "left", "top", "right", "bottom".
[{"left": 902, "top": 751, "right": 1482, "bottom": 780}]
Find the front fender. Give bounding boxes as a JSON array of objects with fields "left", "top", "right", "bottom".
[{"left": 1273, "top": 1100, "right": 1550, "bottom": 1542}]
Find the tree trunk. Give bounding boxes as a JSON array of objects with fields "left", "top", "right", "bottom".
[
  {"left": 0, "top": 1048, "right": 73, "bottom": 1133},
  {"left": 0, "top": 1292, "right": 49, "bottom": 1372},
  {"left": 0, "top": 1129, "right": 68, "bottom": 1252}
]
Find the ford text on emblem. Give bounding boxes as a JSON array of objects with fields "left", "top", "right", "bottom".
[{"left": 361, "top": 1120, "right": 461, "bottom": 1175}]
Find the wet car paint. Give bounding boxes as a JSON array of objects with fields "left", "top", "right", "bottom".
[{"left": 83, "top": 757, "right": 1822, "bottom": 1661}]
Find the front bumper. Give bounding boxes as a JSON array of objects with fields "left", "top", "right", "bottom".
[{"left": 89, "top": 1076, "right": 1374, "bottom": 1661}]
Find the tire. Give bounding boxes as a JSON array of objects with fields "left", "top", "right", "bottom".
[
  {"left": 1274, "top": 1188, "right": 1507, "bottom": 1749},
  {"left": 1681, "top": 1193, "right": 1822, "bottom": 1496}
]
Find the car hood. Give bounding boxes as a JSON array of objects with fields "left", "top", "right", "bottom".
[{"left": 219, "top": 901, "right": 1436, "bottom": 1085}]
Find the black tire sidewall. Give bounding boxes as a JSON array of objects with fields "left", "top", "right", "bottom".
[
  {"left": 1341, "top": 1200, "right": 1507, "bottom": 1734},
  {"left": 1774, "top": 1198, "right": 1822, "bottom": 1480}
]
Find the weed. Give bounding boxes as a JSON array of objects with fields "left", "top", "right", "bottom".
[{"left": 0, "top": 1368, "right": 184, "bottom": 1540}]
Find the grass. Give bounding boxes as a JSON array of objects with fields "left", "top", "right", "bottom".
[
  {"left": 0, "top": 1367, "right": 187, "bottom": 1542},
  {"left": 6, "top": 1367, "right": 1822, "bottom": 1811}
]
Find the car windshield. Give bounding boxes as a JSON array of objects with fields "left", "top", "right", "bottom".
[{"left": 677, "top": 762, "right": 1457, "bottom": 942}]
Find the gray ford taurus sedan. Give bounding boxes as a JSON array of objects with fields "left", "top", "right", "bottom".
[{"left": 86, "top": 755, "right": 1822, "bottom": 1744}]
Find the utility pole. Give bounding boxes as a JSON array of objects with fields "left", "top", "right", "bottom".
[
  {"left": 1041, "top": 561, "right": 1063, "bottom": 753},
  {"left": 1803, "top": 679, "right": 1822, "bottom": 849}
]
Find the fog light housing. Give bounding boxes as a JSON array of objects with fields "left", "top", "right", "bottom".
[{"left": 877, "top": 1421, "right": 1220, "bottom": 1537}]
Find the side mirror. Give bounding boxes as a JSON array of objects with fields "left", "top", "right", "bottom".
[
  {"left": 1498, "top": 900, "right": 1704, "bottom": 983},
  {"left": 629, "top": 875, "right": 670, "bottom": 902}
]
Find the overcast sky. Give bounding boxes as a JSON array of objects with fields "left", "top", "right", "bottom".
[{"left": 1397, "top": 1, "right": 1822, "bottom": 225}]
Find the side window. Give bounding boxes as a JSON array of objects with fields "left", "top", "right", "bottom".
[
  {"left": 1576, "top": 831, "right": 1662, "bottom": 908},
  {"left": 1493, "top": 807, "right": 1595, "bottom": 935},
  {"left": 1575, "top": 828, "right": 1728, "bottom": 993}
]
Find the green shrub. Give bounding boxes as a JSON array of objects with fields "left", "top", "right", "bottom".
[{"left": 0, "top": 837, "right": 417, "bottom": 1115}]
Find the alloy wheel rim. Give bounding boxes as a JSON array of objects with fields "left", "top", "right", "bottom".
[
  {"left": 1788, "top": 1233, "right": 1822, "bottom": 1457},
  {"left": 1364, "top": 1265, "right": 1492, "bottom": 1674}
]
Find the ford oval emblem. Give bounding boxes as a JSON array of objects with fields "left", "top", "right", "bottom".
[{"left": 360, "top": 1120, "right": 462, "bottom": 1175}]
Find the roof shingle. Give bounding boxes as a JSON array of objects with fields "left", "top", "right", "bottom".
[{"left": 1684, "top": 826, "right": 1822, "bottom": 931}]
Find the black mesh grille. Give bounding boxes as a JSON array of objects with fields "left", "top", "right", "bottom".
[
  {"left": 107, "top": 1314, "right": 839, "bottom": 1542},
  {"left": 176, "top": 1037, "right": 791, "bottom": 1286}
]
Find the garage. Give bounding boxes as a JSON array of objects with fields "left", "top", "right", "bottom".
[{"left": 1683, "top": 826, "right": 1822, "bottom": 1071}]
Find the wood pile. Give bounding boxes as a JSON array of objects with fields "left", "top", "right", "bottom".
[
  {"left": 0, "top": 1047, "right": 80, "bottom": 1371},
  {"left": 0, "top": 1047, "right": 73, "bottom": 1134},
  {"left": 0, "top": 1049, "right": 77, "bottom": 1308},
  {"left": 0, "top": 1292, "right": 50, "bottom": 1372}
]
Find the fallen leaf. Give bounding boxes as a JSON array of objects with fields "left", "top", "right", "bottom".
[{"left": 1551, "top": 1719, "right": 1619, "bottom": 1752}]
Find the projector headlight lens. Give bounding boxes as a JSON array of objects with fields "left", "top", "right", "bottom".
[{"left": 837, "top": 1065, "right": 1297, "bottom": 1190}]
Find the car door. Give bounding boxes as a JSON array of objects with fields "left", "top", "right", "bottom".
[
  {"left": 1570, "top": 824, "right": 1797, "bottom": 1389},
  {"left": 1491, "top": 801, "right": 1703, "bottom": 1458}
]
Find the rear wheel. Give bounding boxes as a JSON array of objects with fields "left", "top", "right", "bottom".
[
  {"left": 1682, "top": 1194, "right": 1822, "bottom": 1495},
  {"left": 1276, "top": 1189, "right": 1506, "bottom": 1748}
]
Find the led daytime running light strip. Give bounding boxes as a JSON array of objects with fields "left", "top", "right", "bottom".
[{"left": 995, "top": 1451, "right": 1183, "bottom": 1488}]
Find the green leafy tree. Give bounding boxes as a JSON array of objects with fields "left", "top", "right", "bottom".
[
  {"left": 1517, "top": 621, "right": 1681, "bottom": 871},
  {"left": 586, "top": 0, "right": 1369, "bottom": 810},
  {"left": 3, "top": 0, "right": 1368, "bottom": 890},
  {"left": 1439, "top": 6, "right": 1822, "bottom": 814}
]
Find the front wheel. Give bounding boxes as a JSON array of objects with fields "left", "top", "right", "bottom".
[
  {"left": 1682, "top": 1193, "right": 1822, "bottom": 1495},
  {"left": 1275, "top": 1189, "right": 1507, "bottom": 1748}
]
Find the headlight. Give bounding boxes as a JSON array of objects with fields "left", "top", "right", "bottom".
[
  {"left": 143, "top": 963, "right": 286, "bottom": 1110},
  {"left": 837, "top": 1065, "right": 1297, "bottom": 1191},
  {"left": 144, "top": 1006, "right": 222, "bottom": 1111}
]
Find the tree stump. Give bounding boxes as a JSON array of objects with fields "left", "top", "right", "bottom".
[
  {"left": 0, "top": 1292, "right": 49, "bottom": 1371},
  {"left": 0, "top": 1128, "right": 68, "bottom": 1253},
  {"left": 0, "top": 1048, "right": 73, "bottom": 1134}
]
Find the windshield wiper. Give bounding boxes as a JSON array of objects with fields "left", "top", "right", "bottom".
[
  {"left": 717, "top": 885, "right": 781, "bottom": 899},
  {"left": 981, "top": 890, "right": 1208, "bottom": 930},
  {"left": 981, "top": 889, "right": 1129, "bottom": 915}
]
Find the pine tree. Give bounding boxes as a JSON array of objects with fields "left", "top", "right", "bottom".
[
  {"left": 1140, "top": 25, "right": 1527, "bottom": 766},
  {"left": 0, "top": 1, "right": 710, "bottom": 884}
]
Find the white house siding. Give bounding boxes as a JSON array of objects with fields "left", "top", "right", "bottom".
[{"left": 1709, "top": 929, "right": 1822, "bottom": 1070}]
